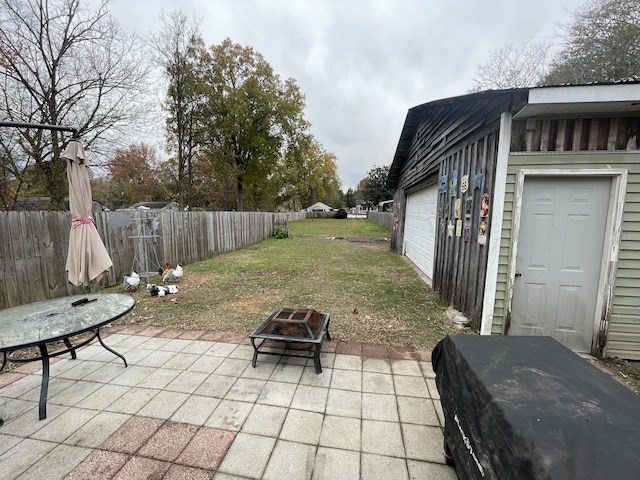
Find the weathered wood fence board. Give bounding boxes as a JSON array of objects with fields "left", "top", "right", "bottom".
[
  {"left": 0, "top": 210, "right": 304, "bottom": 309},
  {"left": 367, "top": 211, "right": 394, "bottom": 230}
]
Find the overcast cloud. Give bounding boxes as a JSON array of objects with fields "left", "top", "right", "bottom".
[{"left": 106, "top": 0, "right": 586, "bottom": 190}]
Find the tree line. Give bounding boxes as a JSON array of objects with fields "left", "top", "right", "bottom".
[
  {"left": 0, "top": 1, "right": 343, "bottom": 212},
  {"left": 2, "top": 0, "right": 636, "bottom": 213}
]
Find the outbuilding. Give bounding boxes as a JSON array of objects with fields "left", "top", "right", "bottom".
[
  {"left": 388, "top": 82, "right": 640, "bottom": 360},
  {"left": 305, "top": 202, "right": 333, "bottom": 212}
]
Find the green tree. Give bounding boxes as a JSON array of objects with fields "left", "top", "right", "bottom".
[
  {"left": 360, "top": 165, "right": 393, "bottom": 209},
  {"left": 276, "top": 134, "right": 341, "bottom": 211},
  {"left": 0, "top": 0, "right": 151, "bottom": 209},
  {"left": 344, "top": 188, "right": 357, "bottom": 209},
  {"left": 332, "top": 189, "right": 346, "bottom": 210},
  {"left": 544, "top": 0, "right": 640, "bottom": 84},
  {"left": 199, "top": 38, "right": 307, "bottom": 211}
]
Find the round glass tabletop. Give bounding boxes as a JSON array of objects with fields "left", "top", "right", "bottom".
[{"left": 0, "top": 293, "right": 135, "bottom": 351}]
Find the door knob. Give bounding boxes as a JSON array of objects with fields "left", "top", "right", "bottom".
[{"left": 515, "top": 271, "right": 522, "bottom": 278}]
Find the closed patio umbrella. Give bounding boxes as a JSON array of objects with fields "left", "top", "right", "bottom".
[{"left": 61, "top": 140, "right": 113, "bottom": 286}]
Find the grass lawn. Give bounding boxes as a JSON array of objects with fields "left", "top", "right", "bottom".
[
  {"left": 110, "top": 218, "right": 466, "bottom": 350},
  {"left": 106, "top": 217, "right": 640, "bottom": 393}
]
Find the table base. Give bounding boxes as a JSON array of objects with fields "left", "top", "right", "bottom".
[{"left": 1, "top": 327, "right": 127, "bottom": 420}]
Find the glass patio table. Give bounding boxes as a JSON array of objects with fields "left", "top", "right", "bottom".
[{"left": 0, "top": 293, "right": 134, "bottom": 420}]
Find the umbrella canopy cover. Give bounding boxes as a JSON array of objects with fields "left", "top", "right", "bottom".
[{"left": 62, "top": 141, "right": 113, "bottom": 286}]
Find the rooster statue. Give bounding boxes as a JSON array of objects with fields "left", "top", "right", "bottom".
[
  {"left": 122, "top": 269, "right": 140, "bottom": 290},
  {"left": 162, "top": 263, "right": 184, "bottom": 284}
]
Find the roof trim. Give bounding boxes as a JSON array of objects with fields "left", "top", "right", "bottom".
[
  {"left": 530, "top": 83, "right": 640, "bottom": 104},
  {"left": 514, "top": 83, "right": 640, "bottom": 119}
]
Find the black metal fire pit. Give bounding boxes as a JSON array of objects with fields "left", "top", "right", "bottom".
[{"left": 249, "top": 308, "right": 331, "bottom": 373}]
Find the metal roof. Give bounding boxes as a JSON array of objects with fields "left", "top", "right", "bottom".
[
  {"left": 388, "top": 88, "right": 527, "bottom": 190},
  {"left": 388, "top": 82, "right": 640, "bottom": 190}
]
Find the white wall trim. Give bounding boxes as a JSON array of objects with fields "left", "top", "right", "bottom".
[
  {"left": 480, "top": 112, "right": 512, "bottom": 335},
  {"left": 528, "top": 84, "right": 640, "bottom": 104}
]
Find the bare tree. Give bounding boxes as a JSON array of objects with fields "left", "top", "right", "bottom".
[
  {"left": 470, "top": 37, "right": 553, "bottom": 91},
  {"left": 149, "top": 10, "right": 204, "bottom": 208},
  {"left": 0, "top": 0, "right": 152, "bottom": 209}
]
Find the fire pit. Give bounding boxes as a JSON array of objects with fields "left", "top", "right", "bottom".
[{"left": 249, "top": 308, "right": 331, "bottom": 373}]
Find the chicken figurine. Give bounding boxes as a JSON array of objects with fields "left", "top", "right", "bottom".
[
  {"left": 162, "top": 263, "right": 184, "bottom": 284},
  {"left": 122, "top": 269, "right": 140, "bottom": 290}
]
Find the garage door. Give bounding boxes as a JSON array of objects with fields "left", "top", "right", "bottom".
[{"left": 404, "top": 184, "right": 438, "bottom": 279}]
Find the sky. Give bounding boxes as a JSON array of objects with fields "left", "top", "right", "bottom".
[{"left": 105, "top": 0, "right": 587, "bottom": 191}]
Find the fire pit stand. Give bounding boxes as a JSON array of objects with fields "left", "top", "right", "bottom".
[{"left": 249, "top": 308, "right": 331, "bottom": 374}]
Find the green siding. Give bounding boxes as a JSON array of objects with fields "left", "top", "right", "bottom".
[{"left": 493, "top": 152, "right": 640, "bottom": 360}]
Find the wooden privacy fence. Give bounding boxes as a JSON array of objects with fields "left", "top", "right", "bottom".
[
  {"left": 0, "top": 210, "right": 305, "bottom": 309},
  {"left": 367, "top": 211, "right": 394, "bottom": 230}
]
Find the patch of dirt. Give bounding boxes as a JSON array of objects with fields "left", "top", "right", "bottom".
[
  {"left": 343, "top": 236, "right": 390, "bottom": 244},
  {"left": 296, "top": 234, "right": 389, "bottom": 244},
  {"left": 595, "top": 357, "right": 640, "bottom": 395}
]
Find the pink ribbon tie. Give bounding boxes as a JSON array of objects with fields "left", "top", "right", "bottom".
[{"left": 72, "top": 216, "right": 96, "bottom": 228}]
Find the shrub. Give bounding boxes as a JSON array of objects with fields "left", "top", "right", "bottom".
[
  {"left": 333, "top": 208, "right": 348, "bottom": 219},
  {"left": 272, "top": 226, "right": 289, "bottom": 238}
]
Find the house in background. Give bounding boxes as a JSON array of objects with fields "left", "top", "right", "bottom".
[
  {"left": 388, "top": 82, "right": 640, "bottom": 360},
  {"left": 305, "top": 202, "right": 333, "bottom": 212},
  {"left": 379, "top": 199, "right": 394, "bottom": 212},
  {"left": 128, "top": 201, "right": 180, "bottom": 211}
]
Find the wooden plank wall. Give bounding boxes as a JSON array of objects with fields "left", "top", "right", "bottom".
[
  {"left": 510, "top": 117, "right": 640, "bottom": 152},
  {"left": 390, "top": 95, "right": 523, "bottom": 327},
  {"left": 0, "top": 210, "right": 305, "bottom": 309},
  {"left": 433, "top": 132, "right": 499, "bottom": 325}
]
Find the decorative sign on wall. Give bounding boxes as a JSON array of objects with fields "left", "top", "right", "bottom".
[
  {"left": 465, "top": 197, "right": 473, "bottom": 219},
  {"left": 448, "top": 220, "right": 454, "bottom": 237},
  {"left": 463, "top": 220, "right": 471, "bottom": 241},
  {"left": 454, "top": 199, "right": 461, "bottom": 219},
  {"left": 440, "top": 175, "right": 448, "bottom": 193},
  {"left": 478, "top": 220, "right": 488, "bottom": 245},
  {"left": 460, "top": 174, "right": 469, "bottom": 194},
  {"left": 456, "top": 219, "right": 462, "bottom": 237},
  {"left": 474, "top": 170, "right": 484, "bottom": 189},
  {"left": 481, "top": 193, "right": 490, "bottom": 217},
  {"left": 450, "top": 170, "right": 458, "bottom": 197}
]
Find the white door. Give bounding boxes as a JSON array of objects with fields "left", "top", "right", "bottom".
[
  {"left": 510, "top": 176, "right": 611, "bottom": 353},
  {"left": 404, "top": 184, "right": 438, "bottom": 279}
]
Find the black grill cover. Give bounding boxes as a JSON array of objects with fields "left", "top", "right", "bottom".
[{"left": 432, "top": 335, "right": 640, "bottom": 480}]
